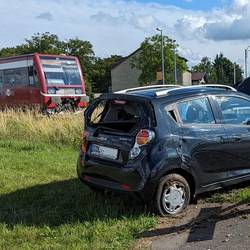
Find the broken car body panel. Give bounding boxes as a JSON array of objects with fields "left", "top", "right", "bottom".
[{"left": 77, "top": 86, "right": 250, "bottom": 200}]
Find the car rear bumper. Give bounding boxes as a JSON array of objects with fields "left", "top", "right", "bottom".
[{"left": 76, "top": 153, "right": 151, "bottom": 192}]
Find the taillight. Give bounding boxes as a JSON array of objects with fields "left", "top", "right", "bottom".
[
  {"left": 130, "top": 129, "right": 155, "bottom": 159},
  {"left": 136, "top": 129, "right": 155, "bottom": 146},
  {"left": 81, "top": 131, "right": 89, "bottom": 153},
  {"left": 136, "top": 129, "right": 150, "bottom": 146}
]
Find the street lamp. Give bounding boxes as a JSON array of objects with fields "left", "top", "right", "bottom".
[
  {"left": 64, "top": 39, "right": 70, "bottom": 55},
  {"left": 173, "top": 40, "right": 177, "bottom": 84},
  {"left": 233, "top": 62, "right": 236, "bottom": 85},
  {"left": 245, "top": 46, "right": 250, "bottom": 78},
  {"left": 156, "top": 27, "right": 165, "bottom": 84}
]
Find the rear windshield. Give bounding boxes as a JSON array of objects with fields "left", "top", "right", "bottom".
[{"left": 87, "top": 99, "right": 149, "bottom": 133}]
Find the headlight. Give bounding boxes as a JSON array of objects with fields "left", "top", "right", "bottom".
[
  {"left": 48, "top": 88, "right": 56, "bottom": 94},
  {"left": 75, "top": 88, "right": 83, "bottom": 94}
]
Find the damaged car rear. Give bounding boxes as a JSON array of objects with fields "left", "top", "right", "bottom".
[
  {"left": 77, "top": 94, "right": 156, "bottom": 191},
  {"left": 77, "top": 85, "right": 250, "bottom": 216}
]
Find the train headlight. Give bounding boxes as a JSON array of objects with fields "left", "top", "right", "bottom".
[
  {"left": 75, "top": 88, "right": 82, "bottom": 94},
  {"left": 48, "top": 88, "right": 56, "bottom": 94}
]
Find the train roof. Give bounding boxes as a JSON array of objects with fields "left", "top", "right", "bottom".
[{"left": 0, "top": 53, "right": 77, "bottom": 63}]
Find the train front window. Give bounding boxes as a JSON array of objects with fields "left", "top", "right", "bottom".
[{"left": 40, "top": 56, "right": 82, "bottom": 85}]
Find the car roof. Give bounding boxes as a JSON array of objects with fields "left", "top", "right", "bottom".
[
  {"left": 97, "top": 85, "right": 241, "bottom": 107},
  {"left": 122, "top": 85, "right": 237, "bottom": 100},
  {"left": 115, "top": 85, "right": 181, "bottom": 94}
]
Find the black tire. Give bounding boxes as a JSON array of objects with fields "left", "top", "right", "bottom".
[{"left": 154, "top": 174, "right": 191, "bottom": 216}]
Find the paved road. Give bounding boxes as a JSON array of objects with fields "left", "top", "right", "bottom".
[{"left": 137, "top": 203, "right": 250, "bottom": 250}]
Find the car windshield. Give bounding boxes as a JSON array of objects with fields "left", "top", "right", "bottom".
[{"left": 40, "top": 56, "right": 82, "bottom": 85}]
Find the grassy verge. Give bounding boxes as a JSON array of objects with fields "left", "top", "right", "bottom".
[
  {"left": 0, "top": 139, "right": 156, "bottom": 249},
  {"left": 0, "top": 110, "right": 83, "bottom": 147},
  {"left": 204, "top": 184, "right": 250, "bottom": 204}
]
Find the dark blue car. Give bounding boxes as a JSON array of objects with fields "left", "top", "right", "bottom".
[{"left": 77, "top": 85, "right": 250, "bottom": 216}]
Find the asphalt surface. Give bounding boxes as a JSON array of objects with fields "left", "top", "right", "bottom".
[{"left": 136, "top": 202, "right": 250, "bottom": 250}]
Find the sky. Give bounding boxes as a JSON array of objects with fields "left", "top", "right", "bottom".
[{"left": 1, "top": 0, "right": 250, "bottom": 68}]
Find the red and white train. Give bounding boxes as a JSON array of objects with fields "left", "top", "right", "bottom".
[{"left": 0, "top": 53, "right": 88, "bottom": 112}]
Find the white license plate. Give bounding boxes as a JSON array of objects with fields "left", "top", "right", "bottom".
[{"left": 90, "top": 144, "right": 118, "bottom": 160}]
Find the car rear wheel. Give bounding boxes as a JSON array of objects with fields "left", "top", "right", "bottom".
[{"left": 155, "top": 174, "right": 191, "bottom": 216}]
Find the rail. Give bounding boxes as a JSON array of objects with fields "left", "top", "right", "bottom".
[
  {"left": 115, "top": 84, "right": 182, "bottom": 94},
  {"left": 156, "top": 84, "right": 237, "bottom": 97}
]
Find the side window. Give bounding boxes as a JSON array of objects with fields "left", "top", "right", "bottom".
[
  {"left": 177, "top": 98, "right": 215, "bottom": 124},
  {"left": 4, "top": 69, "right": 15, "bottom": 85},
  {"left": 28, "top": 66, "right": 40, "bottom": 86},
  {"left": 14, "top": 68, "right": 29, "bottom": 85},
  {"left": 0, "top": 70, "right": 3, "bottom": 85},
  {"left": 0, "top": 70, "right": 3, "bottom": 95},
  {"left": 3, "top": 68, "right": 29, "bottom": 85},
  {"left": 4, "top": 69, "right": 15, "bottom": 84},
  {"left": 164, "top": 106, "right": 179, "bottom": 124},
  {"left": 216, "top": 96, "right": 250, "bottom": 125},
  {"left": 28, "top": 67, "right": 35, "bottom": 85}
]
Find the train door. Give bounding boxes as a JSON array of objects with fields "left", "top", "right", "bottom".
[
  {"left": 27, "top": 64, "right": 42, "bottom": 107},
  {"left": 3, "top": 67, "right": 30, "bottom": 106}
]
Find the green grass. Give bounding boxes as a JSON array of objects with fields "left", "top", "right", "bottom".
[
  {"left": 0, "top": 111, "right": 250, "bottom": 249},
  {"left": 0, "top": 111, "right": 83, "bottom": 148},
  {"left": 204, "top": 184, "right": 250, "bottom": 204},
  {"left": 0, "top": 140, "right": 156, "bottom": 250}
]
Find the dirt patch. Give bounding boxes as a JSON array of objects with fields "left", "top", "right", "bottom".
[{"left": 134, "top": 201, "right": 250, "bottom": 249}]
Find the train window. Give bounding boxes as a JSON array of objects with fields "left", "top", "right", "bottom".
[
  {"left": 4, "top": 68, "right": 29, "bottom": 85},
  {"left": 0, "top": 71, "right": 3, "bottom": 85},
  {"left": 28, "top": 67, "right": 39, "bottom": 86},
  {"left": 4, "top": 69, "right": 15, "bottom": 85},
  {"left": 0, "top": 70, "right": 3, "bottom": 95},
  {"left": 14, "top": 68, "right": 29, "bottom": 85}
]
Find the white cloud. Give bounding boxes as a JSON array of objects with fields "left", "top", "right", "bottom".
[
  {"left": 0, "top": 0, "right": 249, "bottom": 68},
  {"left": 36, "top": 12, "right": 53, "bottom": 21},
  {"left": 90, "top": 11, "right": 126, "bottom": 26},
  {"left": 175, "top": 0, "right": 250, "bottom": 41}
]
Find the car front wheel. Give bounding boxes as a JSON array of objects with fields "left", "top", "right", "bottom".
[{"left": 155, "top": 174, "right": 191, "bottom": 216}]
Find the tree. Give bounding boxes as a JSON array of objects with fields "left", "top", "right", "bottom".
[
  {"left": 23, "top": 32, "right": 64, "bottom": 54},
  {"left": 192, "top": 54, "right": 243, "bottom": 85},
  {"left": 131, "top": 35, "right": 188, "bottom": 85},
  {"left": 192, "top": 57, "right": 216, "bottom": 83},
  {"left": 213, "top": 53, "right": 242, "bottom": 85},
  {"left": 91, "top": 55, "right": 123, "bottom": 93}
]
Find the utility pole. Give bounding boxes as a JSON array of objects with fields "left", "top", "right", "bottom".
[
  {"left": 233, "top": 62, "right": 236, "bottom": 85},
  {"left": 245, "top": 46, "right": 250, "bottom": 78},
  {"left": 156, "top": 28, "right": 165, "bottom": 84},
  {"left": 245, "top": 49, "right": 248, "bottom": 78},
  {"left": 64, "top": 39, "right": 70, "bottom": 55},
  {"left": 173, "top": 40, "right": 177, "bottom": 84}
]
